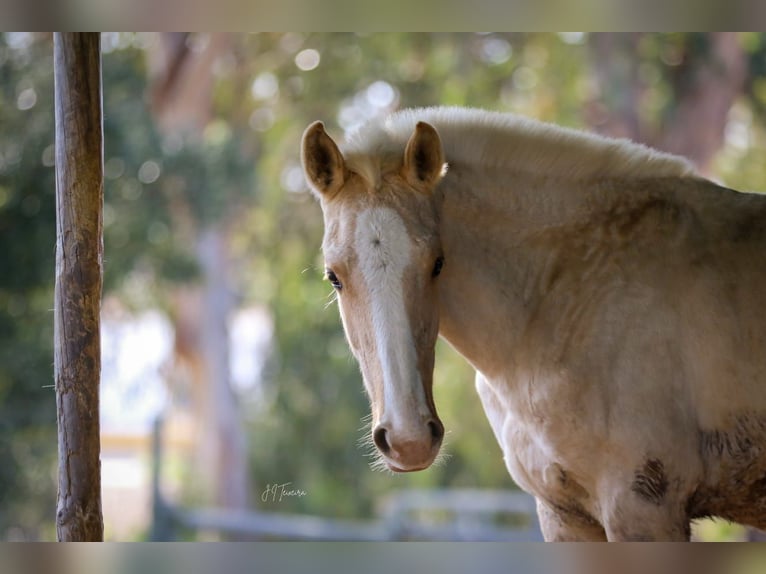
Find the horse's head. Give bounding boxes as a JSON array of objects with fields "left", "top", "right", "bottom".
[{"left": 302, "top": 120, "right": 447, "bottom": 472}]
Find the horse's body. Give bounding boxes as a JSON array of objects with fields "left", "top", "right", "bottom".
[{"left": 301, "top": 107, "right": 766, "bottom": 541}]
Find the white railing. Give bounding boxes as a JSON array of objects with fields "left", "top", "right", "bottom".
[{"left": 150, "top": 418, "right": 542, "bottom": 541}]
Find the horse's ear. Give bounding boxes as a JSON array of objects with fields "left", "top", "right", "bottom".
[
  {"left": 403, "top": 121, "right": 447, "bottom": 191},
  {"left": 302, "top": 121, "right": 346, "bottom": 199}
]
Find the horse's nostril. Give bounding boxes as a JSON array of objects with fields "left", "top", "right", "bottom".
[
  {"left": 428, "top": 420, "right": 445, "bottom": 443},
  {"left": 373, "top": 426, "right": 390, "bottom": 454}
]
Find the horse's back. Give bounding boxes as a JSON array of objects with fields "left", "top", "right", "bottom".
[
  {"left": 681, "top": 177, "right": 766, "bottom": 246},
  {"left": 672, "top": 178, "right": 766, "bottom": 394},
  {"left": 612, "top": 177, "right": 766, "bottom": 409},
  {"left": 635, "top": 178, "right": 766, "bottom": 529}
]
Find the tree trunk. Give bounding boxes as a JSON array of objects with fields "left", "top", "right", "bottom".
[
  {"left": 149, "top": 33, "right": 251, "bottom": 513},
  {"left": 168, "top": 228, "right": 250, "bottom": 510},
  {"left": 586, "top": 33, "right": 646, "bottom": 141},
  {"left": 657, "top": 33, "right": 747, "bottom": 174},
  {"left": 197, "top": 227, "right": 250, "bottom": 509},
  {"left": 53, "top": 32, "right": 104, "bottom": 542},
  {"left": 586, "top": 33, "right": 747, "bottom": 175}
]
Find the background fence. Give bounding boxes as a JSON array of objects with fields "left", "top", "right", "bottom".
[{"left": 149, "top": 418, "right": 542, "bottom": 541}]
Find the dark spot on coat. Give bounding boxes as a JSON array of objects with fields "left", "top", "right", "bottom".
[
  {"left": 689, "top": 415, "right": 766, "bottom": 529},
  {"left": 631, "top": 458, "right": 669, "bottom": 506},
  {"left": 701, "top": 415, "right": 763, "bottom": 460}
]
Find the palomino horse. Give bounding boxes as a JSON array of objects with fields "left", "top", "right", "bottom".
[{"left": 301, "top": 106, "right": 766, "bottom": 541}]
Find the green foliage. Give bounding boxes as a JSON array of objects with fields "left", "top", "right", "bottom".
[
  {"left": 100, "top": 45, "right": 198, "bottom": 297},
  {"left": 0, "top": 34, "right": 57, "bottom": 539}
]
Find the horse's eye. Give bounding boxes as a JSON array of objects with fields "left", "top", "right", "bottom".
[
  {"left": 325, "top": 269, "right": 342, "bottom": 290},
  {"left": 432, "top": 256, "right": 444, "bottom": 278}
]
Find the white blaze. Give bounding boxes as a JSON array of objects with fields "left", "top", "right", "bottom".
[{"left": 355, "top": 207, "right": 428, "bottom": 429}]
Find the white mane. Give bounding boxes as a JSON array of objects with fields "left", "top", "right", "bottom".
[{"left": 342, "top": 106, "right": 696, "bottom": 185}]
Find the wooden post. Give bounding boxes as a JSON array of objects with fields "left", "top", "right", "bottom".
[{"left": 53, "top": 32, "right": 104, "bottom": 542}]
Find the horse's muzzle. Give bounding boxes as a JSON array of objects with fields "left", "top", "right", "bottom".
[{"left": 373, "top": 417, "right": 444, "bottom": 472}]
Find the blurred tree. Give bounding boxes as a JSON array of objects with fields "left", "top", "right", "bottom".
[
  {"left": 587, "top": 33, "right": 748, "bottom": 174},
  {"left": 146, "top": 32, "right": 251, "bottom": 511}
]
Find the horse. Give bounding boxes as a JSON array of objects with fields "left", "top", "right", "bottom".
[{"left": 300, "top": 106, "right": 766, "bottom": 541}]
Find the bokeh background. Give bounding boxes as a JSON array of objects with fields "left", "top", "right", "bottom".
[{"left": 2, "top": 32, "right": 766, "bottom": 542}]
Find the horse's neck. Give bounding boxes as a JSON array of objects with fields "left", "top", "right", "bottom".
[{"left": 436, "top": 163, "right": 586, "bottom": 377}]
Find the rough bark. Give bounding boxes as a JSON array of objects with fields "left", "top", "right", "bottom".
[{"left": 53, "top": 32, "right": 104, "bottom": 542}]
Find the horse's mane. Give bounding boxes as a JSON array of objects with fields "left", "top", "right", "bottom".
[{"left": 342, "top": 106, "right": 696, "bottom": 186}]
